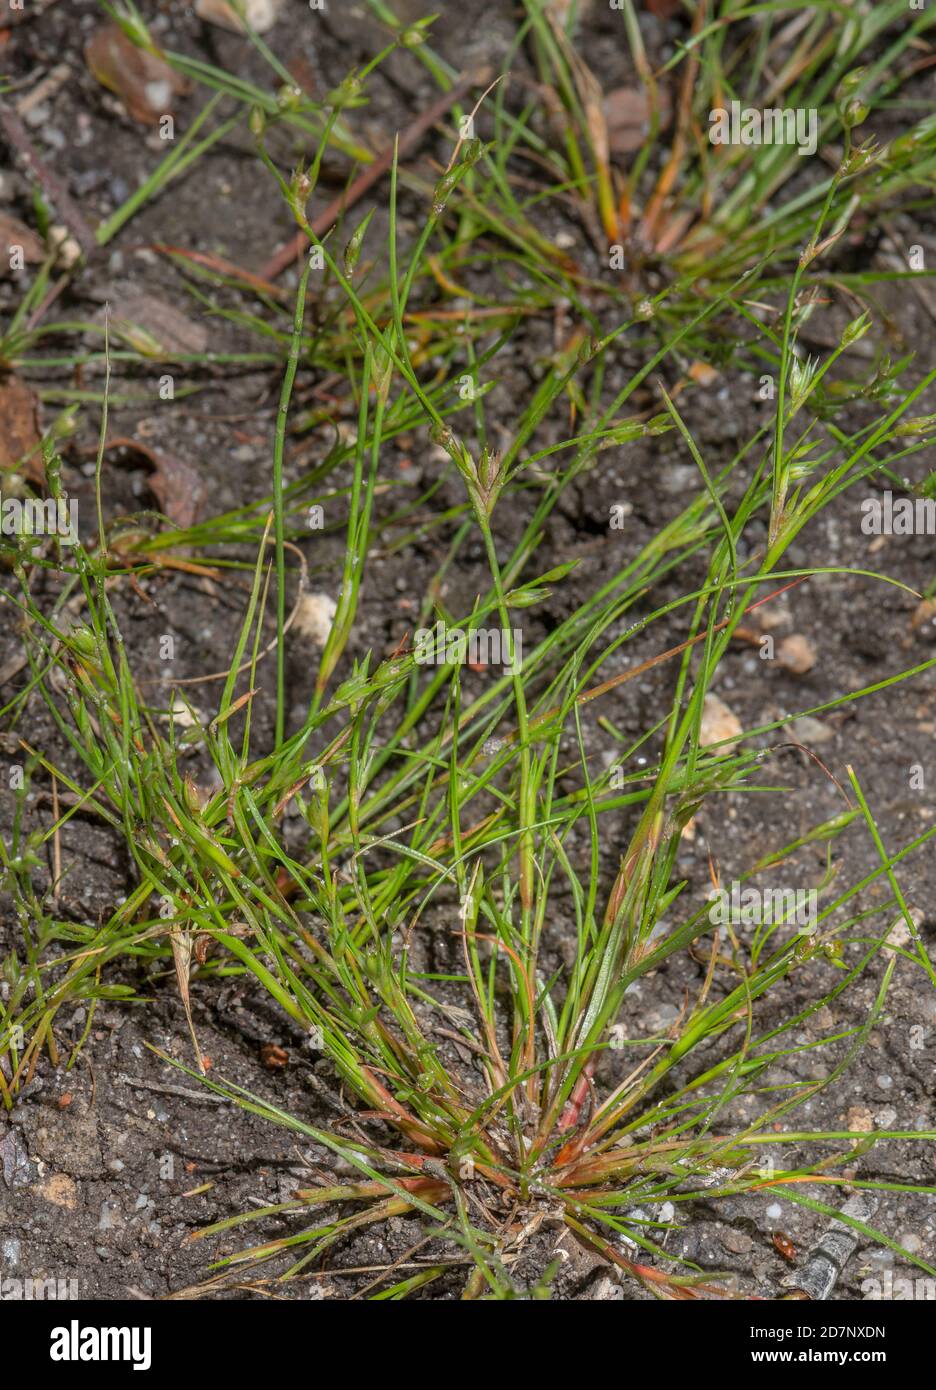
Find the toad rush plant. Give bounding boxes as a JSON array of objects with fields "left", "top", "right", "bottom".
[{"left": 5, "top": 191, "right": 936, "bottom": 1298}]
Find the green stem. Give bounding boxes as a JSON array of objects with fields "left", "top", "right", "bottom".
[{"left": 273, "top": 255, "right": 312, "bottom": 746}]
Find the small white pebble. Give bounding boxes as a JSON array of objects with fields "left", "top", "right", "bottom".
[
  {"left": 48, "top": 224, "right": 81, "bottom": 268},
  {"left": 144, "top": 80, "right": 172, "bottom": 112},
  {"left": 293, "top": 592, "right": 337, "bottom": 647}
]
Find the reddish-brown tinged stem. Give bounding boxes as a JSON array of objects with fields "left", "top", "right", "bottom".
[
  {"left": 557, "top": 1055, "right": 596, "bottom": 1134},
  {"left": 358, "top": 1064, "right": 444, "bottom": 1153},
  {"left": 150, "top": 243, "right": 288, "bottom": 300},
  {"left": 639, "top": 0, "right": 707, "bottom": 244}
]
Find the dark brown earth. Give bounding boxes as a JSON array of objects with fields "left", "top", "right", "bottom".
[{"left": 0, "top": 0, "right": 934, "bottom": 1300}]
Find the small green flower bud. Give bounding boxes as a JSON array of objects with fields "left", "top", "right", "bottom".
[
  {"left": 836, "top": 69, "right": 869, "bottom": 128},
  {"left": 840, "top": 311, "right": 870, "bottom": 347}
]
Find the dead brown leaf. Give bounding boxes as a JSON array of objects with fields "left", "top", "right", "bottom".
[
  {"left": 144, "top": 452, "right": 207, "bottom": 532},
  {"left": 85, "top": 23, "right": 189, "bottom": 125},
  {"left": 0, "top": 372, "right": 43, "bottom": 477},
  {"left": 195, "top": 0, "right": 285, "bottom": 35},
  {"left": 96, "top": 436, "right": 208, "bottom": 531},
  {"left": 95, "top": 284, "right": 209, "bottom": 357},
  {"left": 169, "top": 926, "right": 205, "bottom": 1075},
  {"left": 604, "top": 84, "right": 672, "bottom": 155},
  {"left": 0, "top": 210, "right": 45, "bottom": 275}
]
